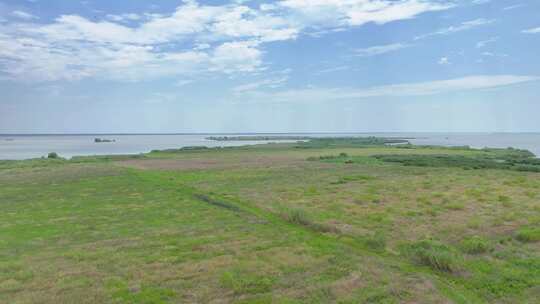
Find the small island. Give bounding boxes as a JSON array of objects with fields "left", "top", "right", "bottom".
[{"left": 94, "top": 138, "right": 115, "bottom": 143}]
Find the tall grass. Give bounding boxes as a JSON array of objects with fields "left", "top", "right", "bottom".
[
  {"left": 374, "top": 153, "right": 540, "bottom": 172},
  {"left": 364, "top": 232, "right": 386, "bottom": 251},
  {"left": 404, "top": 240, "right": 462, "bottom": 273},
  {"left": 515, "top": 227, "right": 540, "bottom": 243},
  {"left": 281, "top": 208, "right": 339, "bottom": 234},
  {"left": 460, "top": 236, "right": 491, "bottom": 254}
]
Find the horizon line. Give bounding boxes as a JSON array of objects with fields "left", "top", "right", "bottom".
[{"left": 2, "top": 131, "right": 540, "bottom": 136}]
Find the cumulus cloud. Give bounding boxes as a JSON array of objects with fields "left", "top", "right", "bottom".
[
  {"left": 0, "top": 0, "right": 457, "bottom": 82},
  {"left": 279, "top": 0, "right": 453, "bottom": 26},
  {"left": 210, "top": 41, "right": 263, "bottom": 73}
]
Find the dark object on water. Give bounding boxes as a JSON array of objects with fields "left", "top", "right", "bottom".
[
  {"left": 94, "top": 138, "right": 115, "bottom": 143},
  {"left": 4, "top": 138, "right": 14, "bottom": 141}
]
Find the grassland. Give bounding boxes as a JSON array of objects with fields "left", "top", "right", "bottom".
[{"left": 1, "top": 139, "right": 539, "bottom": 303}]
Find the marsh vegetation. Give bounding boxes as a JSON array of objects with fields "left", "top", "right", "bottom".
[{"left": 1, "top": 138, "right": 539, "bottom": 303}]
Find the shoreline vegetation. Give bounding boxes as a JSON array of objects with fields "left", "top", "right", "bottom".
[
  {"left": 1, "top": 137, "right": 539, "bottom": 303},
  {"left": 1, "top": 136, "right": 539, "bottom": 170},
  {"left": 205, "top": 135, "right": 412, "bottom": 143},
  {"left": 206, "top": 135, "right": 314, "bottom": 141}
]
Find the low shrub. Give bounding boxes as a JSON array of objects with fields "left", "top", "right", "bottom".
[
  {"left": 282, "top": 209, "right": 338, "bottom": 234},
  {"left": 446, "top": 202, "right": 465, "bottom": 210},
  {"left": 220, "top": 270, "right": 275, "bottom": 295},
  {"left": 404, "top": 240, "right": 462, "bottom": 273},
  {"left": 294, "top": 137, "right": 409, "bottom": 149},
  {"left": 331, "top": 175, "right": 375, "bottom": 185},
  {"left": 498, "top": 195, "right": 511, "bottom": 203},
  {"left": 284, "top": 208, "right": 310, "bottom": 226},
  {"left": 515, "top": 227, "right": 540, "bottom": 243},
  {"left": 365, "top": 232, "right": 386, "bottom": 251},
  {"left": 307, "top": 153, "right": 351, "bottom": 161},
  {"left": 373, "top": 154, "right": 540, "bottom": 172},
  {"left": 47, "top": 152, "right": 59, "bottom": 159},
  {"left": 460, "top": 236, "right": 491, "bottom": 254}
]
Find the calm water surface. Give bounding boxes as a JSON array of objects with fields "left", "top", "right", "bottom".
[{"left": 0, "top": 133, "right": 539, "bottom": 160}]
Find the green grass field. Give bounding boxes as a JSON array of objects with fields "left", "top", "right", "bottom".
[{"left": 1, "top": 139, "right": 539, "bottom": 303}]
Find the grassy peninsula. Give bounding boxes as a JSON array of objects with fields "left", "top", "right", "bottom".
[{"left": 1, "top": 138, "right": 539, "bottom": 303}]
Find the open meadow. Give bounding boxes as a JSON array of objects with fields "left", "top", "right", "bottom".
[{"left": 1, "top": 138, "right": 539, "bottom": 303}]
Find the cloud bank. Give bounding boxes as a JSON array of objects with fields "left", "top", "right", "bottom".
[{"left": 0, "top": 0, "right": 456, "bottom": 82}]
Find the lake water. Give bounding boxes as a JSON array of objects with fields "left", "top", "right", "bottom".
[{"left": 0, "top": 133, "right": 539, "bottom": 160}]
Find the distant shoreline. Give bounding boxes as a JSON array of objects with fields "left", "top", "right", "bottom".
[
  {"left": 1, "top": 133, "right": 539, "bottom": 160},
  {"left": 1, "top": 132, "right": 540, "bottom": 137}
]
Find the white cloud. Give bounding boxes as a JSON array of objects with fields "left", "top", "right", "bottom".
[
  {"left": 232, "top": 76, "right": 288, "bottom": 92},
  {"left": 315, "top": 66, "right": 349, "bottom": 75},
  {"left": 11, "top": 10, "right": 38, "bottom": 20},
  {"left": 503, "top": 4, "right": 525, "bottom": 11},
  {"left": 106, "top": 13, "right": 141, "bottom": 22},
  {"left": 210, "top": 40, "right": 263, "bottom": 73},
  {"left": 143, "top": 92, "right": 177, "bottom": 104},
  {"left": 209, "top": 5, "right": 299, "bottom": 42},
  {"left": 0, "top": 4, "right": 269, "bottom": 81},
  {"left": 235, "top": 75, "right": 539, "bottom": 103},
  {"left": 279, "top": 0, "right": 453, "bottom": 26},
  {"left": 438, "top": 57, "right": 450, "bottom": 65},
  {"left": 476, "top": 36, "right": 498, "bottom": 48},
  {"left": 0, "top": 0, "right": 458, "bottom": 82},
  {"left": 176, "top": 79, "right": 194, "bottom": 87},
  {"left": 522, "top": 27, "right": 540, "bottom": 34},
  {"left": 481, "top": 52, "right": 508, "bottom": 58},
  {"left": 260, "top": 4, "right": 277, "bottom": 11},
  {"left": 415, "top": 18, "right": 495, "bottom": 40},
  {"left": 354, "top": 43, "right": 410, "bottom": 57},
  {"left": 194, "top": 43, "right": 211, "bottom": 50}
]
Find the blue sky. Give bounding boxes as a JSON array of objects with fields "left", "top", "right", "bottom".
[{"left": 0, "top": 0, "right": 539, "bottom": 133}]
